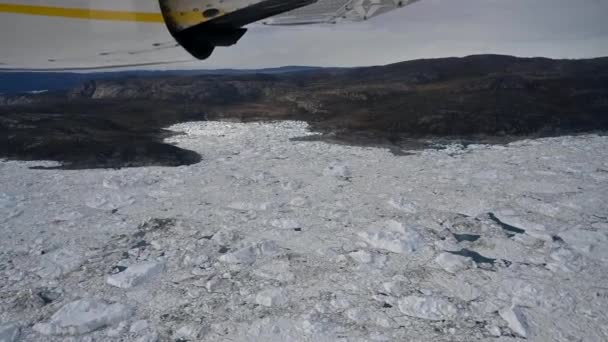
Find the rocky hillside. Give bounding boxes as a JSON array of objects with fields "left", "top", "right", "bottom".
[{"left": 1, "top": 54, "right": 607, "bottom": 168}]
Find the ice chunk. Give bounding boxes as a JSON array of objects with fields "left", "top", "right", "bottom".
[
  {"left": 255, "top": 288, "right": 288, "bottom": 307},
  {"left": 499, "top": 305, "right": 529, "bottom": 338},
  {"left": 85, "top": 193, "right": 135, "bottom": 210},
  {"left": 388, "top": 196, "right": 417, "bottom": 214},
  {"left": 211, "top": 229, "right": 239, "bottom": 246},
  {"left": 253, "top": 260, "right": 295, "bottom": 282},
  {"left": 559, "top": 229, "right": 608, "bottom": 261},
  {"left": 289, "top": 196, "right": 310, "bottom": 207},
  {"left": 487, "top": 325, "right": 502, "bottom": 337},
  {"left": 492, "top": 211, "right": 554, "bottom": 240},
  {"left": 323, "top": 162, "right": 351, "bottom": 179},
  {"left": 219, "top": 246, "right": 257, "bottom": 264},
  {"left": 348, "top": 250, "right": 373, "bottom": 264},
  {"left": 0, "top": 322, "right": 20, "bottom": 342},
  {"left": 0, "top": 193, "right": 18, "bottom": 209},
  {"left": 227, "top": 201, "right": 271, "bottom": 211},
  {"left": 382, "top": 280, "right": 409, "bottom": 297},
  {"left": 173, "top": 324, "right": 206, "bottom": 341},
  {"left": 105, "top": 321, "right": 128, "bottom": 337},
  {"left": 270, "top": 218, "right": 301, "bottom": 230},
  {"left": 52, "top": 211, "right": 84, "bottom": 222},
  {"left": 106, "top": 261, "right": 164, "bottom": 289},
  {"left": 435, "top": 252, "right": 476, "bottom": 274},
  {"left": 220, "top": 241, "right": 282, "bottom": 264},
  {"left": 205, "top": 277, "right": 231, "bottom": 293},
  {"left": 398, "top": 296, "right": 458, "bottom": 321},
  {"left": 135, "top": 332, "right": 159, "bottom": 342},
  {"left": 33, "top": 299, "right": 131, "bottom": 336},
  {"left": 345, "top": 308, "right": 371, "bottom": 324},
  {"left": 358, "top": 220, "right": 422, "bottom": 254},
  {"left": 129, "top": 320, "right": 149, "bottom": 334},
  {"left": 36, "top": 247, "right": 84, "bottom": 279}
]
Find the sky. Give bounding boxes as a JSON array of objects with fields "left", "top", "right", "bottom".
[{"left": 195, "top": 0, "right": 608, "bottom": 68}]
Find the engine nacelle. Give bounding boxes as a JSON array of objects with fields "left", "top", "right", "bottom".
[{"left": 159, "top": 0, "right": 316, "bottom": 59}]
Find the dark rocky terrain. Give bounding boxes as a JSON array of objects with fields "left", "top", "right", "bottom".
[{"left": 1, "top": 54, "right": 607, "bottom": 168}]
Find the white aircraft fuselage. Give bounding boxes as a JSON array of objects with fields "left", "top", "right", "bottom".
[{"left": 0, "top": 0, "right": 420, "bottom": 70}]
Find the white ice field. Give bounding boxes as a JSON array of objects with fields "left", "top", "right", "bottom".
[{"left": 1, "top": 121, "right": 607, "bottom": 341}]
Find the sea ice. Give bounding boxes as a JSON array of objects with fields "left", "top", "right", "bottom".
[
  {"left": 0, "top": 323, "right": 20, "bottom": 342},
  {"left": 358, "top": 220, "right": 422, "bottom": 254},
  {"left": 499, "top": 305, "right": 529, "bottom": 338},
  {"left": 388, "top": 195, "right": 418, "bottom": 213},
  {"left": 129, "top": 320, "right": 149, "bottom": 333},
  {"left": 435, "top": 252, "right": 476, "bottom": 274},
  {"left": 35, "top": 247, "right": 84, "bottom": 279},
  {"left": 33, "top": 299, "right": 131, "bottom": 336},
  {"left": 398, "top": 296, "right": 458, "bottom": 321},
  {"left": 270, "top": 218, "right": 301, "bottom": 230},
  {"left": 106, "top": 261, "right": 165, "bottom": 289},
  {"left": 323, "top": 162, "right": 351, "bottom": 179},
  {"left": 256, "top": 288, "right": 288, "bottom": 307}
]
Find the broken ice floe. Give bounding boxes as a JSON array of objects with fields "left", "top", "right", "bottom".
[
  {"left": 435, "top": 252, "right": 476, "bottom": 274},
  {"left": 33, "top": 299, "right": 131, "bottom": 336},
  {"left": 253, "top": 260, "right": 295, "bottom": 282},
  {"left": 323, "top": 162, "right": 351, "bottom": 179},
  {"left": 499, "top": 305, "right": 529, "bottom": 338},
  {"left": 35, "top": 247, "right": 85, "bottom": 279},
  {"left": 129, "top": 320, "right": 149, "bottom": 334},
  {"left": 0, "top": 322, "right": 20, "bottom": 342},
  {"left": 289, "top": 196, "right": 310, "bottom": 207},
  {"left": 226, "top": 201, "right": 272, "bottom": 211},
  {"left": 358, "top": 220, "right": 423, "bottom": 254},
  {"left": 0, "top": 193, "right": 19, "bottom": 209},
  {"left": 348, "top": 250, "right": 374, "bottom": 264},
  {"left": 559, "top": 228, "right": 608, "bottom": 261},
  {"left": 398, "top": 295, "right": 458, "bottom": 321},
  {"left": 173, "top": 324, "right": 207, "bottom": 341},
  {"left": 52, "top": 211, "right": 84, "bottom": 222},
  {"left": 85, "top": 193, "right": 135, "bottom": 210},
  {"left": 387, "top": 195, "right": 418, "bottom": 213},
  {"left": 219, "top": 240, "right": 282, "bottom": 264},
  {"left": 255, "top": 288, "right": 289, "bottom": 307},
  {"left": 106, "top": 261, "right": 165, "bottom": 288},
  {"left": 270, "top": 218, "right": 301, "bottom": 230}
]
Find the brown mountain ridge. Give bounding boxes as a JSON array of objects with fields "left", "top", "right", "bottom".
[{"left": 1, "top": 54, "right": 607, "bottom": 168}]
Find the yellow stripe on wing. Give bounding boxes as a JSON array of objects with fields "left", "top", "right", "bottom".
[{"left": 0, "top": 3, "right": 165, "bottom": 23}]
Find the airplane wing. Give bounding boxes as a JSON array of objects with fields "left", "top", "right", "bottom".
[
  {"left": 261, "top": 0, "right": 421, "bottom": 25},
  {"left": 0, "top": 0, "right": 421, "bottom": 70}
]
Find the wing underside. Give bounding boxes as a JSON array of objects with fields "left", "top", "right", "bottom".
[{"left": 262, "top": 0, "right": 421, "bottom": 25}]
